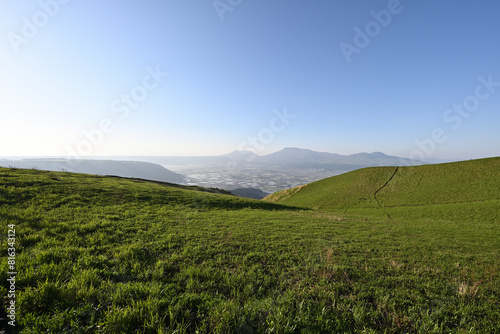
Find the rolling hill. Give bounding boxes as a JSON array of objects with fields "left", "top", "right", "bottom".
[
  {"left": 264, "top": 157, "right": 500, "bottom": 220},
  {"left": 0, "top": 159, "right": 186, "bottom": 184},
  {"left": 1, "top": 162, "right": 499, "bottom": 332}
]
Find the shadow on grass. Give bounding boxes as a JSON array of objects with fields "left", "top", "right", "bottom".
[{"left": 105, "top": 176, "right": 306, "bottom": 212}]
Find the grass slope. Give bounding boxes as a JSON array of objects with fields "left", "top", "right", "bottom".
[
  {"left": 264, "top": 157, "right": 500, "bottom": 220},
  {"left": 1, "top": 166, "right": 499, "bottom": 333}
]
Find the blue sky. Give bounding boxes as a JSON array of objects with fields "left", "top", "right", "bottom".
[{"left": 1, "top": 0, "right": 499, "bottom": 160}]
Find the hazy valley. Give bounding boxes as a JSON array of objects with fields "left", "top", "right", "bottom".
[{"left": 1, "top": 148, "right": 431, "bottom": 198}]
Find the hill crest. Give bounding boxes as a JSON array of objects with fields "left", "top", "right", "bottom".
[{"left": 264, "top": 157, "right": 500, "bottom": 212}]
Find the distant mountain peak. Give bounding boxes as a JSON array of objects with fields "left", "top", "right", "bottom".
[
  {"left": 282, "top": 147, "right": 309, "bottom": 150},
  {"left": 370, "top": 151, "right": 388, "bottom": 156},
  {"left": 272, "top": 147, "right": 317, "bottom": 154},
  {"left": 353, "top": 151, "right": 387, "bottom": 157},
  {"left": 225, "top": 150, "right": 258, "bottom": 155},
  {"left": 280, "top": 147, "right": 315, "bottom": 153}
]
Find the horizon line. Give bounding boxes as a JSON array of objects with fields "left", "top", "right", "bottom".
[{"left": 1, "top": 147, "right": 493, "bottom": 162}]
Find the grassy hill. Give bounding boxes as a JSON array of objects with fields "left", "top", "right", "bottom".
[
  {"left": 1, "top": 165, "right": 499, "bottom": 333},
  {"left": 0, "top": 159, "right": 187, "bottom": 184},
  {"left": 264, "top": 157, "right": 500, "bottom": 221}
]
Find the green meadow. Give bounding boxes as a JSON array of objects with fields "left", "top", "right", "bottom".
[{"left": 1, "top": 158, "right": 499, "bottom": 333}]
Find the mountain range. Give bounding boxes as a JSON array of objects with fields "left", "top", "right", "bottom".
[
  {"left": 230, "top": 148, "right": 424, "bottom": 168},
  {"left": 135, "top": 147, "right": 426, "bottom": 170}
]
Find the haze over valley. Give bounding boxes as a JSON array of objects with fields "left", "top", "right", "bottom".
[{"left": 1, "top": 147, "right": 430, "bottom": 197}]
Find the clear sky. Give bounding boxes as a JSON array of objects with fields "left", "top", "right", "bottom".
[{"left": 1, "top": 0, "right": 499, "bottom": 160}]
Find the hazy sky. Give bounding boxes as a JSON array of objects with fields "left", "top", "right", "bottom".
[{"left": 1, "top": 0, "right": 499, "bottom": 159}]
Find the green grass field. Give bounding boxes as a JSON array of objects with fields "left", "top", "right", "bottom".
[
  {"left": 264, "top": 157, "right": 500, "bottom": 220},
  {"left": 1, "top": 159, "right": 499, "bottom": 333}
]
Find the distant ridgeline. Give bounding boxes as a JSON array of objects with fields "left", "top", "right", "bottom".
[
  {"left": 143, "top": 147, "right": 428, "bottom": 170},
  {"left": 0, "top": 159, "right": 186, "bottom": 184}
]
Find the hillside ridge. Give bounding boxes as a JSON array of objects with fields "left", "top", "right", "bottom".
[
  {"left": 0, "top": 159, "right": 186, "bottom": 184},
  {"left": 263, "top": 157, "right": 500, "bottom": 213}
]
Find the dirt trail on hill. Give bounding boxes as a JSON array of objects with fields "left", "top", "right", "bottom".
[{"left": 373, "top": 166, "right": 399, "bottom": 219}]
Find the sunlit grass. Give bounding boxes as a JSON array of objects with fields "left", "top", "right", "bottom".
[{"left": 1, "top": 166, "right": 499, "bottom": 333}]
